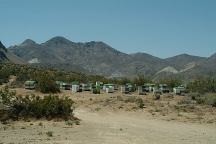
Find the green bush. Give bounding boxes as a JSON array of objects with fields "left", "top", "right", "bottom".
[
  {"left": 158, "top": 78, "right": 182, "bottom": 88},
  {"left": 188, "top": 93, "right": 216, "bottom": 106},
  {"left": 36, "top": 74, "right": 60, "bottom": 93},
  {"left": 196, "top": 97, "right": 205, "bottom": 104},
  {"left": 0, "top": 87, "right": 74, "bottom": 120},
  {"left": 0, "top": 63, "right": 111, "bottom": 90},
  {"left": 124, "top": 97, "right": 145, "bottom": 109},
  {"left": 154, "top": 94, "right": 160, "bottom": 100},
  {"left": 212, "top": 99, "right": 216, "bottom": 107},
  {"left": 188, "top": 78, "right": 216, "bottom": 93},
  {"left": 92, "top": 88, "right": 100, "bottom": 94},
  {"left": 204, "top": 94, "right": 216, "bottom": 107},
  {"left": 188, "top": 92, "right": 205, "bottom": 104},
  {"left": 124, "top": 97, "right": 137, "bottom": 103},
  {"left": 0, "top": 66, "right": 11, "bottom": 84},
  {"left": 189, "top": 92, "right": 201, "bottom": 100},
  {"left": 46, "top": 131, "right": 53, "bottom": 137},
  {"left": 133, "top": 75, "right": 151, "bottom": 86},
  {"left": 136, "top": 98, "right": 144, "bottom": 109}
]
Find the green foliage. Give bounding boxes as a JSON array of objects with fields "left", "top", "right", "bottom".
[
  {"left": 0, "top": 63, "right": 112, "bottom": 89},
  {"left": 0, "top": 88, "right": 74, "bottom": 120},
  {"left": 212, "top": 99, "right": 216, "bottom": 107},
  {"left": 38, "top": 122, "right": 43, "bottom": 126},
  {"left": 46, "top": 131, "right": 53, "bottom": 137},
  {"left": 36, "top": 73, "right": 60, "bottom": 93},
  {"left": 204, "top": 94, "right": 216, "bottom": 107},
  {"left": 124, "top": 97, "right": 145, "bottom": 108},
  {"left": 65, "top": 120, "right": 74, "bottom": 126},
  {"left": 189, "top": 93, "right": 216, "bottom": 107},
  {"left": 154, "top": 94, "right": 161, "bottom": 100},
  {"left": 124, "top": 97, "right": 137, "bottom": 103},
  {"left": 189, "top": 92, "right": 200, "bottom": 100},
  {"left": 118, "top": 78, "right": 131, "bottom": 85},
  {"left": 133, "top": 75, "right": 151, "bottom": 85},
  {"left": 188, "top": 78, "right": 216, "bottom": 93},
  {"left": 136, "top": 98, "right": 145, "bottom": 108},
  {"left": 189, "top": 92, "right": 205, "bottom": 104},
  {"left": 158, "top": 78, "right": 182, "bottom": 88},
  {"left": 0, "top": 86, "right": 16, "bottom": 107},
  {"left": 0, "top": 66, "right": 11, "bottom": 84},
  {"left": 92, "top": 88, "right": 100, "bottom": 94}
]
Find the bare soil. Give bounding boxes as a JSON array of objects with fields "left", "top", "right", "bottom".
[{"left": 0, "top": 87, "right": 216, "bottom": 144}]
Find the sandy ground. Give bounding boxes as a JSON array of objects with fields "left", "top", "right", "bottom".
[
  {"left": 1, "top": 85, "right": 216, "bottom": 144},
  {"left": 0, "top": 108, "right": 216, "bottom": 144}
]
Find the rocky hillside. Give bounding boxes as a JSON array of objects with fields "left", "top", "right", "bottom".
[
  {"left": 8, "top": 36, "right": 215, "bottom": 79},
  {"left": 0, "top": 41, "right": 24, "bottom": 64}
]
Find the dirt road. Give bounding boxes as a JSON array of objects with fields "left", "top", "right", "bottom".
[
  {"left": 1, "top": 87, "right": 216, "bottom": 144},
  {"left": 1, "top": 108, "right": 215, "bottom": 144},
  {"left": 73, "top": 108, "right": 216, "bottom": 144}
]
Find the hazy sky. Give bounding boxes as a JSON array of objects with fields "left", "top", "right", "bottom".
[{"left": 0, "top": 0, "right": 215, "bottom": 58}]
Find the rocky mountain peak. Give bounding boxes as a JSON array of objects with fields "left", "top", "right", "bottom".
[
  {"left": 7, "top": 37, "right": 216, "bottom": 79},
  {"left": 21, "top": 39, "right": 36, "bottom": 46},
  {"left": 0, "top": 41, "right": 7, "bottom": 51},
  {"left": 210, "top": 53, "right": 216, "bottom": 59},
  {"left": 44, "top": 36, "right": 72, "bottom": 46}
]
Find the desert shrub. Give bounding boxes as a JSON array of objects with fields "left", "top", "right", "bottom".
[
  {"left": 11, "top": 95, "right": 74, "bottom": 119},
  {"left": 65, "top": 119, "right": 80, "bottom": 126},
  {"left": 116, "top": 96, "right": 123, "bottom": 101},
  {"left": 0, "top": 79, "right": 8, "bottom": 85},
  {"left": 124, "top": 97, "right": 137, "bottom": 103},
  {"left": 158, "top": 78, "right": 182, "bottom": 88},
  {"left": 0, "top": 86, "right": 16, "bottom": 107},
  {"left": 188, "top": 92, "right": 204, "bottom": 104},
  {"left": 189, "top": 92, "right": 201, "bottom": 100},
  {"left": 133, "top": 75, "right": 151, "bottom": 86},
  {"left": 118, "top": 78, "right": 131, "bottom": 85},
  {"left": 124, "top": 97, "right": 145, "bottom": 109},
  {"left": 154, "top": 94, "right": 160, "bottom": 100},
  {"left": 0, "top": 63, "right": 111, "bottom": 89},
  {"left": 188, "top": 78, "right": 216, "bottom": 93},
  {"left": 136, "top": 98, "right": 144, "bottom": 108},
  {"left": 46, "top": 131, "right": 53, "bottom": 137},
  {"left": 95, "top": 107, "right": 101, "bottom": 111},
  {"left": 92, "top": 88, "right": 100, "bottom": 94},
  {"left": 0, "top": 87, "right": 74, "bottom": 120},
  {"left": 65, "top": 120, "right": 74, "bottom": 126},
  {"left": 212, "top": 99, "right": 216, "bottom": 107},
  {"left": 204, "top": 94, "right": 216, "bottom": 107},
  {"left": 38, "top": 122, "right": 43, "bottom": 126},
  {"left": 0, "top": 65, "right": 12, "bottom": 84},
  {"left": 36, "top": 74, "right": 60, "bottom": 93},
  {"left": 178, "top": 98, "right": 193, "bottom": 105},
  {"left": 188, "top": 93, "right": 216, "bottom": 106},
  {"left": 196, "top": 97, "right": 205, "bottom": 104}
]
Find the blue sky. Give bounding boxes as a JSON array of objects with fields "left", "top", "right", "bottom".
[{"left": 0, "top": 0, "right": 216, "bottom": 58}]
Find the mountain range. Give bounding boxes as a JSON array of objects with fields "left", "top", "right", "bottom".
[
  {"left": 0, "top": 41, "right": 24, "bottom": 64},
  {"left": 1, "top": 36, "right": 216, "bottom": 79}
]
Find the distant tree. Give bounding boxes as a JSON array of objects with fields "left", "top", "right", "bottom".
[
  {"left": 0, "top": 87, "right": 74, "bottom": 120},
  {"left": 133, "top": 74, "right": 151, "bottom": 85},
  {"left": 118, "top": 77, "right": 131, "bottom": 85},
  {"left": 36, "top": 73, "right": 60, "bottom": 93},
  {"left": 158, "top": 78, "right": 182, "bottom": 88},
  {"left": 188, "top": 78, "right": 216, "bottom": 93}
]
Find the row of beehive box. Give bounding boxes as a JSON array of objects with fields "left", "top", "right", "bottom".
[{"left": 24, "top": 81, "right": 186, "bottom": 95}]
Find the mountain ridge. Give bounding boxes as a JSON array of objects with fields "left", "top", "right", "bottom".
[
  {"left": 0, "top": 41, "right": 25, "bottom": 64},
  {"left": 5, "top": 36, "right": 216, "bottom": 79}
]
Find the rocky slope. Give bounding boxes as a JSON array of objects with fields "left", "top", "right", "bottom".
[
  {"left": 8, "top": 36, "right": 215, "bottom": 79},
  {"left": 0, "top": 41, "right": 24, "bottom": 64}
]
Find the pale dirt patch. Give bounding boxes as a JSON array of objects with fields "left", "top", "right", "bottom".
[
  {"left": 0, "top": 108, "right": 216, "bottom": 144},
  {"left": 1, "top": 87, "right": 216, "bottom": 144}
]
